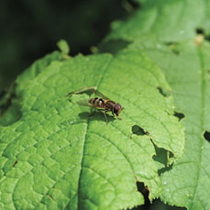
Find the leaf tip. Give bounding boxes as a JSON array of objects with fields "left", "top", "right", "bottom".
[{"left": 57, "top": 39, "right": 70, "bottom": 55}]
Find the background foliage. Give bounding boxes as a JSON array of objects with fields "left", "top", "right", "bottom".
[{"left": 0, "top": 0, "right": 131, "bottom": 91}]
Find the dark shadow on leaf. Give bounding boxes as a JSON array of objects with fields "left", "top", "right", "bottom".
[
  {"left": 204, "top": 130, "right": 210, "bottom": 143},
  {"left": 98, "top": 39, "right": 132, "bottom": 55},
  {"left": 158, "top": 163, "right": 173, "bottom": 176},
  {"left": 79, "top": 111, "right": 115, "bottom": 123},
  {"left": 152, "top": 145, "right": 168, "bottom": 166},
  {"left": 164, "top": 42, "right": 180, "bottom": 55},
  {"left": 60, "top": 111, "right": 115, "bottom": 127}
]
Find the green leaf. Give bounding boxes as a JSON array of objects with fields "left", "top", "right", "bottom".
[
  {"left": 106, "top": 0, "right": 210, "bottom": 43},
  {"left": 160, "top": 41, "right": 210, "bottom": 210},
  {"left": 104, "top": 0, "right": 210, "bottom": 209},
  {"left": 130, "top": 40, "right": 210, "bottom": 210},
  {"left": 0, "top": 50, "right": 184, "bottom": 209},
  {"left": 57, "top": 39, "right": 70, "bottom": 55}
]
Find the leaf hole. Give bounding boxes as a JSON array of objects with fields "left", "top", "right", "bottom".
[
  {"left": 195, "top": 28, "right": 210, "bottom": 42},
  {"left": 174, "top": 111, "right": 185, "bottom": 121},
  {"left": 131, "top": 125, "right": 149, "bottom": 136},
  {"left": 204, "top": 131, "right": 210, "bottom": 143},
  {"left": 156, "top": 87, "right": 171, "bottom": 97},
  {"left": 196, "top": 28, "right": 204, "bottom": 34},
  {"left": 148, "top": 199, "right": 187, "bottom": 210},
  {"left": 136, "top": 182, "right": 150, "bottom": 206}
]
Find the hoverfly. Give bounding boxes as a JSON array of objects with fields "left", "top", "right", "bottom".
[{"left": 67, "top": 87, "right": 123, "bottom": 123}]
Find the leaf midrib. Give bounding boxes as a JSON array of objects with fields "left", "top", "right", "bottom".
[{"left": 77, "top": 56, "right": 114, "bottom": 209}]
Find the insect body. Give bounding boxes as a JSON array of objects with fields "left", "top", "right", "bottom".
[
  {"left": 67, "top": 87, "right": 123, "bottom": 123},
  {"left": 89, "top": 97, "right": 123, "bottom": 117}
]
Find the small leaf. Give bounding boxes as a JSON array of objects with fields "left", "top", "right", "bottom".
[{"left": 57, "top": 39, "right": 70, "bottom": 55}]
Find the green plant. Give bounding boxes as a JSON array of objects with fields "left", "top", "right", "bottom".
[{"left": 0, "top": 0, "right": 210, "bottom": 209}]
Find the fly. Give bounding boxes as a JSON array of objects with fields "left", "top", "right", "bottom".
[{"left": 67, "top": 87, "right": 123, "bottom": 123}]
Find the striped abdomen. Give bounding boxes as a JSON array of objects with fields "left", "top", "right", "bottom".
[
  {"left": 89, "top": 97, "right": 105, "bottom": 108},
  {"left": 89, "top": 97, "right": 116, "bottom": 112}
]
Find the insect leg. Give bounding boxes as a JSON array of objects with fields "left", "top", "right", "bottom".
[
  {"left": 112, "top": 109, "right": 115, "bottom": 116},
  {"left": 117, "top": 116, "right": 122, "bottom": 120},
  {"left": 111, "top": 111, "right": 122, "bottom": 120},
  {"left": 103, "top": 110, "right": 108, "bottom": 124}
]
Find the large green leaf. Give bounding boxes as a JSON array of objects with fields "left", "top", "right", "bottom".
[
  {"left": 159, "top": 41, "right": 210, "bottom": 210},
  {"left": 103, "top": 0, "right": 210, "bottom": 209},
  {"left": 128, "top": 39, "right": 210, "bottom": 210},
  {"left": 0, "top": 50, "right": 184, "bottom": 209},
  {"left": 106, "top": 0, "right": 210, "bottom": 43}
]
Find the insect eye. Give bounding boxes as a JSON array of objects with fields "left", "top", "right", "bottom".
[{"left": 114, "top": 104, "right": 121, "bottom": 111}]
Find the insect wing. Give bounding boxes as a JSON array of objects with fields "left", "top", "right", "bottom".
[
  {"left": 67, "top": 87, "right": 97, "bottom": 97},
  {"left": 92, "top": 89, "right": 110, "bottom": 100},
  {"left": 67, "top": 87, "right": 110, "bottom": 100},
  {"left": 77, "top": 99, "right": 93, "bottom": 107},
  {"left": 77, "top": 99, "right": 106, "bottom": 111}
]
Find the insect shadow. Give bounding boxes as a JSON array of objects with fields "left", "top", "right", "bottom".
[{"left": 78, "top": 110, "right": 115, "bottom": 123}]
